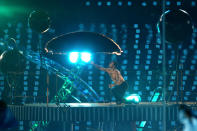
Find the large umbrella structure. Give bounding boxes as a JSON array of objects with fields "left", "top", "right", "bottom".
[
  {"left": 45, "top": 31, "right": 123, "bottom": 55},
  {"left": 157, "top": 9, "right": 194, "bottom": 44}
]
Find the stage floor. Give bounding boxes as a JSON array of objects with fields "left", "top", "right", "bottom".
[
  {"left": 24, "top": 102, "right": 197, "bottom": 107},
  {"left": 8, "top": 102, "right": 197, "bottom": 121}
]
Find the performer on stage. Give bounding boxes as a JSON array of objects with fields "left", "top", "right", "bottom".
[{"left": 91, "top": 61, "right": 128, "bottom": 104}]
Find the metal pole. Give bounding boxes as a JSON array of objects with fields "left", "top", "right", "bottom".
[
  {"left": 70, "top": 123, "right": 74, "bottom": 131},
  {"left": 63, "top": 122, "right": 66, "bottom": 131},
  {"left": 162, "top": 0, "right": 167, "bottom": 130}
]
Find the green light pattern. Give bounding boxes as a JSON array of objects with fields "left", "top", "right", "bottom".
[
  {"left": 29, "top": 77, "right": 74, "bottom": 131},
  {"left": 0, "top": 5, "right": 26, "bottom": 17},
  {"left": 29, "top": 63, "right": 84, "bottom": 131},
  {"left": 52, "top": 77, "right": 74, "bottom": 103}
]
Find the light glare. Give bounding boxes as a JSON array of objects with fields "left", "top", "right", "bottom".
[
  {"left": 81, "top": 52, "right": 91, "bottom": 62},
  {"left": 69, "top": 52, "right": 79, "bottom": 63},
  {"left": 125, "top": 94, "right": 141, "bottom": 103}
]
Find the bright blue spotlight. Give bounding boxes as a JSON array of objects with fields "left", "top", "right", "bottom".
[
  {"left": 125, "top": 94, "right": 141, "bottom": 103},
  {"left": 81, "top": 52, "right": 91, "bottom": 62},
  {"left": 69, "top": 52, "right": 79, "bottom": 63}
]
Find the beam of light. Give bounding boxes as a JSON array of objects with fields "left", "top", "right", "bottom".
[
  {"left": 69, "top": 52, "right": 79, "bottom": 63},
  {"left": 0, "top": 6, "right": 26, "bottom": 17},
  {"left": 81, "top": 52, "right": 91, "bottom": 63}
]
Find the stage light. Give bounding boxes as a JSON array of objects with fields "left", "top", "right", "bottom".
[
  {"left": 128, "top": 1, "right": 132, "bottom": 6},
  {"left": 69, "top": 52, "right": 79, "bottom": 63},
  {"left": 125, "top": 94, "right": 141, "bottom": 103},
  {"left": 166, "top": 1, "right": 171, "bottom": 6},
  {"left": 139, "top": 121, "right": 146, "bottom": 128},
  {"left": 151, "top": 92, "right": 160, "bottom": 102},
  {"left": 141, "top": 2, "right": 147, "bottom": 6},
  {"left": 191, "top": 1, "right": 196, "bottom": 7},
  {"left": 97, "top": 1, "right": 102, "bottom": 6},
  {"left": 85, "top": 1, "right": 91, "bottom": 6},
  {"left": 153, "top": 1, "right": 157, "bottom": 6},
  {"left": 81, "top": 52, "right": 91, "bottom": 63},
  {"left": 177, "top": 1, "right": 181, "bottom": 6},
  {"left": 107, "top": 1, "right": 111, "bottom": 6}
]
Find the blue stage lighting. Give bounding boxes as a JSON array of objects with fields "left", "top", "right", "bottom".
[
  {"left": 125, "top": 94, "right": 141, "bottom": 103},
  {"left": 69, "top": 52, "right": 79, "bottom": 63},
  {"left": 81, "top": 52, "right": 91, "bottom": 62}
]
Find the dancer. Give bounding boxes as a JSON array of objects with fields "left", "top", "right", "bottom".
[{"left": 91, "top": 61, "right": 128, "bottom": 104}]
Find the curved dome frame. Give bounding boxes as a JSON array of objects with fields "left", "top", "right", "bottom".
[{"left": 45, "top": 31, "right": 123, "bottom": 55}]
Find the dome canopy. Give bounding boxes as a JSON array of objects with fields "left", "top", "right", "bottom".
[{"left": 45, "top": 31, "right": 123, "bottom": 55}]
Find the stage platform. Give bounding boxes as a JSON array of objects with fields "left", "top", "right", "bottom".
[
  {"left": 8, "top": 102, "right": 197, "bottom": 122},
  {"left": 24, "top": 102, "right": 197, "bottom": 107}
]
